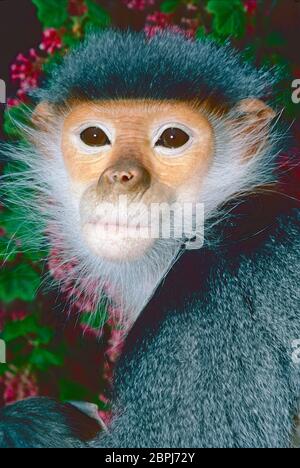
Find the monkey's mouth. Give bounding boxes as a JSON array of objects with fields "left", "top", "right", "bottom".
[
  {"left": 84, "top": 219, "right": 151, "bottom": 239},
  {"left": 81, "top": 218, "right": 157, "bottom": 261}
]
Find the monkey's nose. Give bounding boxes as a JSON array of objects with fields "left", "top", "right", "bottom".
[
  {"left": 107, "top": 169, "right": 137, "bottom": 185},
  {"left": 100, "top": 161, "right": 151, "bottom": 192}
]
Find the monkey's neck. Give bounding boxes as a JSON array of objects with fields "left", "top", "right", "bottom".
[
  {"left": 49, "top": 234, "right": 182, "bottom": 327},
  {"left": 99, "top": 243, "right": 182, "bottom": 326}
]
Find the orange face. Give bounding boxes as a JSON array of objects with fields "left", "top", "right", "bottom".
[
  {"left": 61, "top": 99, "right": 214, "bottom": 190},
  {"left": 57, "top": 99, "right": 214, "bottom": 261},
  {"left": 32, "top": 94, "right": 275, "bottom": 262}
]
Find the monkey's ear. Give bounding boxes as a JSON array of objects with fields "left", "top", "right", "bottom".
[
  {"left": 234, "top": 98, "right": 275, "bottom": 123},
  {"left": 232, "top": 98, "right": 276, "bottom": 160},
  {"left": 31, "top": 101, "right": 56, "bottom": 131}
]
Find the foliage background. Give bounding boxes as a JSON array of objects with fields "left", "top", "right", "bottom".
[{"left": 0, "top": 0, "right": 300, "bottom": 418}]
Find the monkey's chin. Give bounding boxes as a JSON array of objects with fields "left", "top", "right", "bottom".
[{"left": 81, "top": 223, "right": 155, "bottom": 262}]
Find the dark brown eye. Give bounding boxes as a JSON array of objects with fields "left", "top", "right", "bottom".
[
  {"left": 80, "top": 127, "right": 110, "bottom": 147},
  {"left": 156, "top": 127, "right": 190, "bottom": 149}
]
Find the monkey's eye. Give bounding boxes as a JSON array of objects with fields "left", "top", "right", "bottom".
[
  {"left": 80, "top": 127, "right": 111, "bottom": 147},
  {"left": 155, "top": 127, "right": 190, "bottom": 149}
]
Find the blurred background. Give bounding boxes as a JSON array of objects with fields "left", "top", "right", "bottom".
[{"left": 0, "top": 0, "right": 300, "bottom": 418}]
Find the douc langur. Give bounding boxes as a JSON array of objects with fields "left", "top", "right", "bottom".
[{"left": 0, "top": 31, "right": 300, "bottom": 448}]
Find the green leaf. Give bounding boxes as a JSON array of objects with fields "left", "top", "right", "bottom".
[
  {"left": 0, "top": 264, "right": 41, "bottom": 304},
  {"left": 0, "top": 164, "right": 46, "bottom": 257},
  {"left": 0, "top": 206, "right": 45, "bottom": 260},
  {"left": 3, "top": 104, "right": 31, "bottom": 139},
  {"left": 85, "top": 0, "right": 111, "bottom": 28},
  {"left": 80, "top": 304, "right": 108, "bottom": 329},
  {"left": 0, "top": 236, "right": 17, "bottom": 262},
  {"left": 61, "top": 32, "right": 82, "bottom": 49},
  {"left": 160, "top": 0, "right": 181, "bottom": 13},
  {"left": 3, "top": 324, "right": 53, "bottom": 346},
  {"left": 23, "top": 249, "right": 47, "bottom": 262},
  {"left": 42, "top": 50, "right": 64, "bottom": 76},
  {"left": 195, "top": 26, "right": 206, "bottom": 39},
  {"left": 59, "top": 378, "right": 92, "bottom": 402},
  {"left": 207, "top": 0, "right": 246, "bottom": 39},
  {"left": 35, "top": 327, "right": 54, "bottom": 345},
  {"left": 0, "top": 207, "right": 27, "bottom": 239},
  {"left": 29, "top": 348, "right": 64, "bottom": 371},
  {"left": 59, "top": 379, "right": 108, "bottom": 410},
  {"left": 2, "top": 315, "right": 39, "bottom": 342},
  {"left": 31, "top": 0, "right": 68, "bottom": 28},
  {"left": 0, "top": 364, "right": 9, "bottom": 376}
]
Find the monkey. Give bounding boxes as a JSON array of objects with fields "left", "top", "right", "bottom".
[{"left": 0, "top": 30, "right": 300, "bottom": 448}]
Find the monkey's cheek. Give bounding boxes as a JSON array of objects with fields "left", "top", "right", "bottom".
[{"left": 81, "top": 224, "right": 155, "bottom": 262}]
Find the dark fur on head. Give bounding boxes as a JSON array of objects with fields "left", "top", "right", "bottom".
[{"left": 36, "top": 30, "right": 277, "bottom": 106}]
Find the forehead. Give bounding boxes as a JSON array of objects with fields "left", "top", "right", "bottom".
[{"left": 63, "top": 99, "right": 210, "bottom": 128}]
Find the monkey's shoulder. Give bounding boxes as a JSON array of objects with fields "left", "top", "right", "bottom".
[{"left": 122, "top": 205, "right": 300, "bottom": 357}]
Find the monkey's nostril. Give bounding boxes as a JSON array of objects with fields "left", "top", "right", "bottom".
[
  {"left": 121, "top": 172, "right": 134, "bottom": 183},
  {"left": 110, "top": 171, "right": 134, "bottom": 184}
]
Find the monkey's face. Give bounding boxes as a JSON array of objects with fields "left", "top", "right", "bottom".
[{"left": 60, "top": 100, "right": 214, "bottom": 261}]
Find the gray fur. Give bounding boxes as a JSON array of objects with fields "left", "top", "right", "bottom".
[
  {"left": 0, "top": 31, "right": 299, "bottom": 448},
  {"left": 1, "top": 202, "right": 300, "bottom": 448},
  {"left": 96, "top": 206, "right": 300, "bottom": 448}
]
